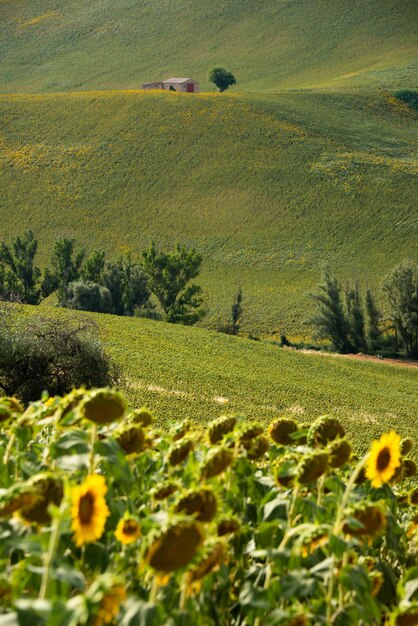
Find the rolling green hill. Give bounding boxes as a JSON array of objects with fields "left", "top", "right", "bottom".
[
  {"left": 0, "top": 89, "right": 417, "bottom": 332},
  {"left": 16, "top": 304, "right": 418, "bottom": 453},
  {"left": 1, "top": 0, "right": 417, "bottom": 93}
]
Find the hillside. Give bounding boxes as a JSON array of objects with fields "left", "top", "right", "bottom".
[
  {"left": 16, "top": 304, "right": 418, "bottom": 453},
  {"left": 0, "top": 90, "right": 417, "bottom": 332},
  {"left": 1, "top": 0, "right": 417, "bottom": 93}
]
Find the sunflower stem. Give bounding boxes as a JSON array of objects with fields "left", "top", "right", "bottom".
[
  {"left": 316, "top": 475, "right": 325, "bottom": 507},
  {"left": 325, "top": 455, "right": 367, "bottom": 623},
  {"left": 39, "top": 505, "right": 63, "bottom": 600},
  {"left": 179, "top": 574, "right": 188, "bottom": 611},
  {"left": 89, "top": 423, "right": 98, "bottom": 475},
  {"left": 2, "top": 432, "right": 16, "bottom": 468},
  {"left": 149, "top": 576, "right": 159, "bottom": 604}
]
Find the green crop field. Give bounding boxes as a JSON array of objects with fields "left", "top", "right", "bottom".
[
  {"left": 0, "top": 89, "right": 417, "bottom": 332},
  {"left": 1, "top": 0, "right": 417, "bottom": 93},
  {"left": 0, "top": 0, "right": 417, "bottom": 333},
  {"left": 16, "top": 304, "right": 418, "bottom": 453}
]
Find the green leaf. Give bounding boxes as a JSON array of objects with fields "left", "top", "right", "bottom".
[
  {"left": 56, "top": 453, "right": 89, "bottom": 471},
  {"left": 239, "top": 581, "right": 270, "bottom": 609},
  {"left": 50, "top": 431, "right": 89, "bottom": 458},
  {"left": 263, "top": 496, "right": 287, "bottom": 521},
  {"left": 120, "top": 600, "right": 165, "bottom": 626}
]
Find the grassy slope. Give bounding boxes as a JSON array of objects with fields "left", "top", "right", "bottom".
[
  {"left": 0, "top": 90, "right": 417, "bottom": 332},
  {"left": 1, "top": 0, "right": 417, "bottom": 93},
  {"left": 19, "top": 304, "right": 418, "bottom": 451}
]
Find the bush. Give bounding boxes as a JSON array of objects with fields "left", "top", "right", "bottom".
[
  {"left": 394, "top": 90, "right": 418, "bottom": 110},
  {"left": 0, "top": 307, "right": 117, "bottom": 403},
  {"left": 0, "top": 392, "right": 416, "bottom": 625},
  {"left": 66, "top": 280, "right": 113, "bottom": 313}
]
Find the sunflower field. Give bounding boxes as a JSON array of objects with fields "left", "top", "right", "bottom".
[{"left": 0, "top": 389, "right": 417, "bottom": 626}]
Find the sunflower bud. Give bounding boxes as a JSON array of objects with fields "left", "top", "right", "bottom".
[
  {"left": 403, "top": 459, "right": 417, "bottom": 478},
  {"left": 275, "top": 454, "right": 298, "bottom": 487},
  {"left": 116, "top": 425, "right": 146, "bottom": 455},
  {"left": 244, "top": 436, "right": 270, "bottom": 460},
  {"left": 328, "top": 438, "right": 352, "bottom": 468},
  {"left": 268, "top": 418, "right": 298, "bottom": 445},
  {"left": 370, "top": 570, "right": 384, "bottom": 597},
  {"left": 208, "top": 416, "right": 237, "bottom": 444},
  {"left": 410, "top": 488, "right": 418, "bottom": 506},
  {"left": 307, "top": 416, "right": 345, "bottom": 447},
  {"left": 21, "top": 475, "right": 64, "bottom": 525},
  {"left": 172, "top": 419, "right": 193, "bottom": 441},
  {"left": 130, "top": 407, "right": 153, "bottom": 427},
  {"left": 0, "top": 483, "right": 39, "bottom": 518},
  {"left": 239, "top": 423, "right": 264, "bottom": 443},
  {"left": 82, "top": 389, "right": 126, "bottom": 425},
  {"left": 153, "top": 481, "right": 179, "bottom": 501},
  {"left": 186, "top": 543, "right": 225, "bottom": 584},
  {"left": 400, "top": 437, "right": 413, "bottom": 456},
  {"left": 114, "top": 515, "right": 141, "bottom": 545},
  {"left": 343, "top": 505, "right": 387, "bottom": 538},
  {"left": 391, "top": 459, "right": 404, "bottom": 484},
  {"left": 217, "top": 517, "right": 240, "bottom": 536},
  {"left": 168, "top": 438, "right": 194, "bottom": 466},
  {"left": 175, "top": 488, "right": 218, "bottom": 522},
  {"left": 146, "top": 521, "right": 204, "bottom": 572},
  {"left": 201, "top": 447, "right": 234, "bottom": 480},
  {"left": 297, "top": 451, "right": 329, "bottom": 484}
]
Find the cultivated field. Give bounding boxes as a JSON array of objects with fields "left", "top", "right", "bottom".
[
  {"left": 1, "top": 90, "right": 417, "bottom": 332},
  {"left": 1, "top": 0, "right": 417, "bottom": 93},
  {"left": 17, "top": 305, "right": 418, "bottom": 453}
]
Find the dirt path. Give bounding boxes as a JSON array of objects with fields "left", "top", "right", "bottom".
[{"left": 294, "top": 348, "right": 418, "bottom": 369}]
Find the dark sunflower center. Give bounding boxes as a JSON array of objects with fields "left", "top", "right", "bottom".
[
  {"left": 78, "top": 492, "right": 94, "bottom": 524},
  {"left": 376, "top": 447, "right": 391, "bottom": 472},
  {"left": 123, "top": 520, "right": 138, "bottom": 535}
]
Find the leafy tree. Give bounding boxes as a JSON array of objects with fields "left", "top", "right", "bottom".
[
  {"left": 0, "top": 262, "right": 21, "bottom": 302},
  {"left": 208, "top": 66, "right": 236, "bottom": 92},
  {"left": 309, "top": 268, "right": 353, "bottom": 353},
  {"left": 346, "top": 285, "right": 366, "bottom": 353},
  {"left": 103, "top": 254, "right": 150, "bottom": 316},
  {"left": 0, "top": 230, "right": 41, "bottom": 304},
  {"left": 231, "top": 287, "right": 243, "bottom": 335},
  {"left": 81, "top": 249, "right": 106, "bottom": 284},
  {"left": 0, "top": 308, "right": 116, "bottom": 403},
  {"left": 66, "top": 280, "right": 112, "bottom": 313},
  {"left": 47, "top": 238, "right": 85, "bottom": 305},
  {"left": 365, "top": 289, "right": 381, "bottom": 352},
  {"left": 382, "top": 262, "right": 418, "bottom": 358},
  {"left": 142, "top": 242, "right": 205, "bottom": 325}
]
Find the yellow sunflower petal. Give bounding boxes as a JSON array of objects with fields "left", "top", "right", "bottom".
[
  {"left": 70, "top": 474, "right": 110, "bottom": 547},
  {"left": 365, "top": 431, "right": 401, "bottom": 488}
]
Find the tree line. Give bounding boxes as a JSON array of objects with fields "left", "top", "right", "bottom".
[
  {"left": 0, "top": 231, "right": 205, "bottom": 325},
  {"left": 309, "top": 264, "right": 418, "bottom": 359}
]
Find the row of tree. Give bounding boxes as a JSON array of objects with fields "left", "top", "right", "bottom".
[
  {"left": 309, "top": 263, "right": 418, "bottom": 358},
  {"left": 0, "top": 232, "right": 206, "bottom": 325}
]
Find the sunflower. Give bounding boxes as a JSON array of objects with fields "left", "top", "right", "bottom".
[
  {"left": 92, "top": 585, "right": 126, "bottom": 626},
  {"left": 114, "top": 516, "right": 141, "bottom": 545},
  {"left": 366, "top": 431, "right": 401, "bottom": 488},
  {"left": 71, "top": 474, "right": 110, "bottom": 547}
]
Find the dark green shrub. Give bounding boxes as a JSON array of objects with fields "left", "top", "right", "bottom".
[
  {"left": 0, "top": 308, "right": 117, "bottom": 403},
  {"left": 66, "top": 280, "right": 112, "bottom": 313},
  {"left": 394, "top": 90, "right": 418, "bottom": 110}
]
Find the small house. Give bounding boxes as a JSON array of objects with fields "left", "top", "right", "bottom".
[
  {"left": 162, "top": 78, "right": 199, "bottom": 93},
  {"left": 141, "top": 78, "right": 199, "bottom": 93}
]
